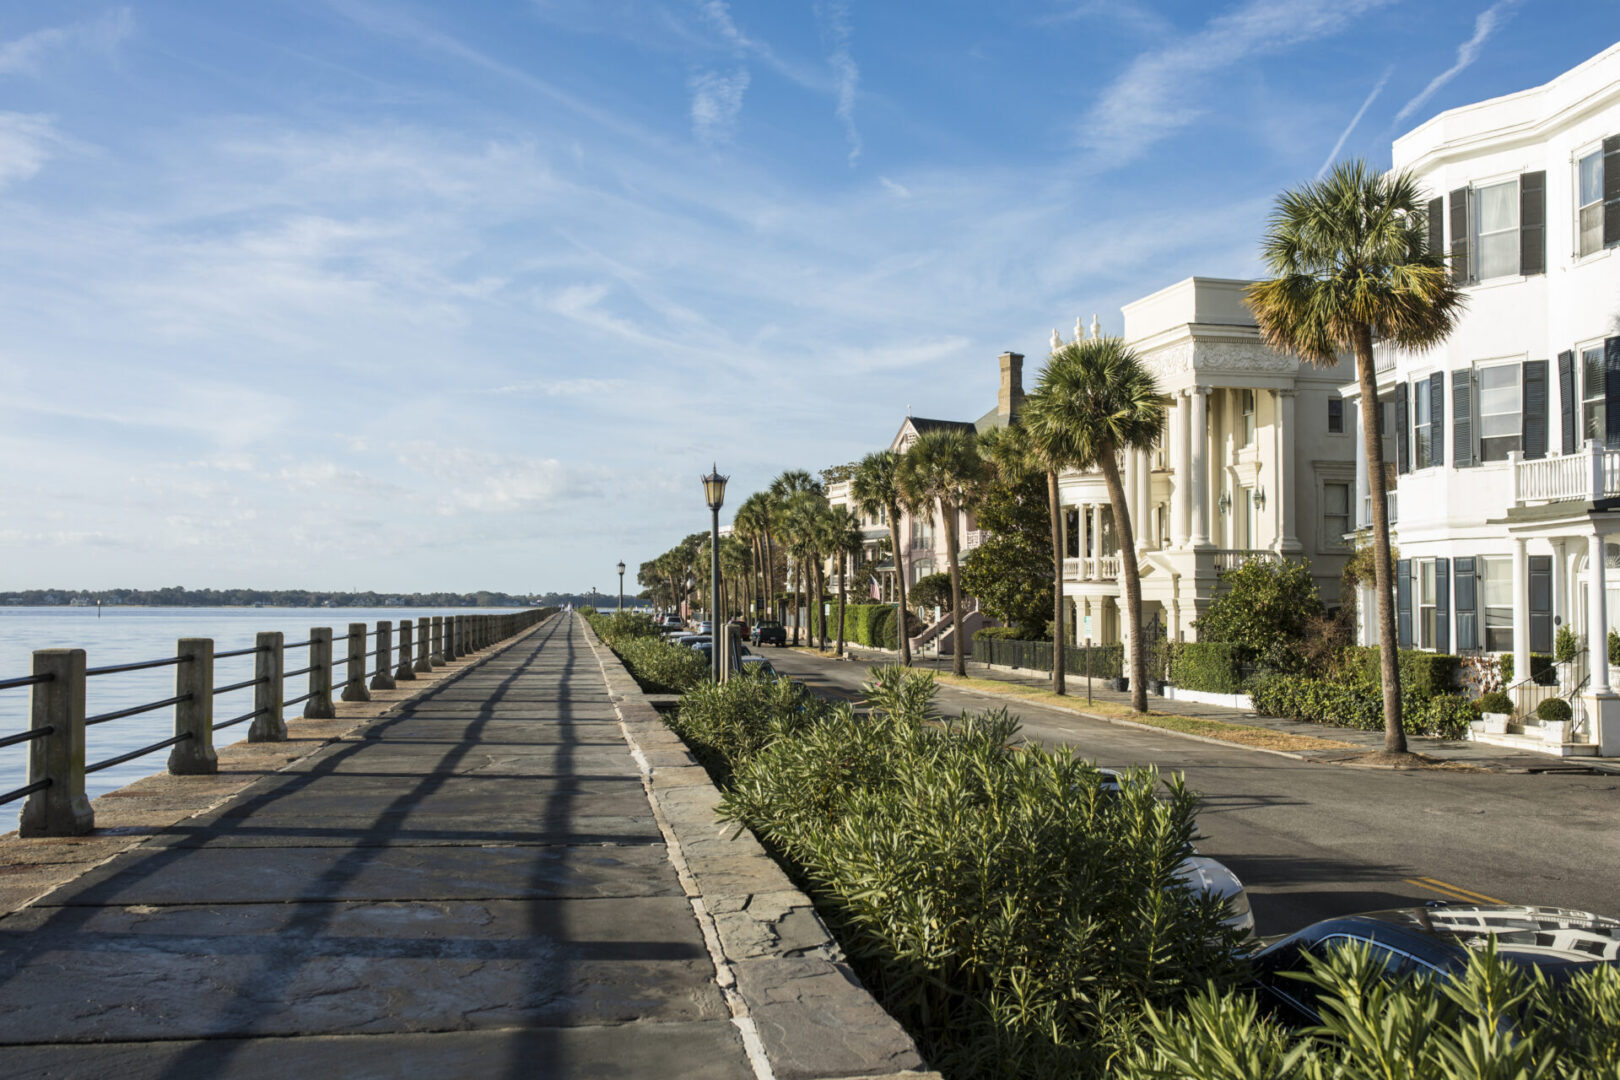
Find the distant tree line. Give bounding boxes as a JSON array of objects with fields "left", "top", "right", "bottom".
[{"left": 0, "top": 586, "right": 635, "bottom": 608}]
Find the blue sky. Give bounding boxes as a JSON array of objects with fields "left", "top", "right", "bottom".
[{"left": 2, "top": 1, "right": 1614, "bottom": 594}]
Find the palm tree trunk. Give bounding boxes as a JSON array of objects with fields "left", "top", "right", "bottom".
[
  {"left": 764, "top": 530, "right": 777, "bottom": 623},
  {"left": 837, "top": 549, "right": 848, "bottom": 657},
  {"left": 1098, "top": 449, "right": 1147, "bottom": 712},
  {"left": 1355, "top": 323, "right": 1406, "bottom": 753},
  {"left": 942, "top": 498, "right": 966, "bottom": 677},
  {"left": 1048, "top": 468, "right": 1067, "bottom": 695},
  {"left": 790, "top": 553, "right": 801, "bottom": 646},
  {"left": 887, "top": 509, "right": 912, "bottom": 665}
]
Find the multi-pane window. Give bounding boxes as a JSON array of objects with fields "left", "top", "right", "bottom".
[
  {"left": 1583, "top": 345, "right": 1606, "bottom": 446},
  {"left": 1477, "top": 364, "right": 1521, "bottom": 461},
  {"left": 1481, "top": 556, "right": 1513, "bottom": 652},
  {"left": 1414, "top": 378, "right": 1437, "bottom": 468},
  {"left": 1418, "top": 560, "right": 1438, "bottom": 650},
  {"left": 1579, "top": 150, "right": 1604, "bottom": 258},
  {"left": 1327, "top": 398, "right": 1344, "bottom": 434},
  {"left": 1474, "top": 179, "right": 1520, "bottom": 280},
  {"left": 1240, "top": 390, "right": 1256, "bottom": 446},
  {"left": 1323, "top": 482, "right": 1350, "bottom": 542}
]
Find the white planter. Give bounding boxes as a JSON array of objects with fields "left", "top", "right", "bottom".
[
  {"left": 1542, "top": 720, "right": 1570, "bottom": 744},
  {"left": 1481, "top": 712, "right": 1511, "bottom": 734}
]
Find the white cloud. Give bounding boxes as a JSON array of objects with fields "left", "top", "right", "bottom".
[
  {"left": 689, "top": 66, "right": 750, "bottom": 145},
  {"left": 0, "top": 113, "right": 59, "bottom": 189},
  {"left": 815, "top": 1, "right": 862, "bottom": 165},
  {"left": 1317, "top": 67, "right": 1392, "bottom": 178},
  {"left": 1393, "top": 0, "right": 1519, "bottom": 125},
  {"left": 0, "top": 8, "right": 133, "bottom": 77},
  {"left": 697, "top": 0, "right": 753, "bottom": 51},
  {"left": 1040, "top": 1, "right": 1173, "bottom": 36},
  {"left": 879, "top": 176, "right": 911, "bottom": 198},
  {"left": 1081, "top": 0, "right": 1395, "bottom": 164}
]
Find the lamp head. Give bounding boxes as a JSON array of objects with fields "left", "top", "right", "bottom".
[
  {"left": 616, "top": 560, "right": 626, "bottom": 575},
  {"left": 701, "top": 464, "right": 729, "bottom": 510}
]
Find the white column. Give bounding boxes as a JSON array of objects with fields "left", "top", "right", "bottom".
[
  {"left": 1513, "top": 537, "right": 1531, "bottom": 688},
  {"left": 1189, "top": 388, "right": 1210, "bottom": 546},
  {"left": 1354, "top": 400, "right": 1369, "bottom": 529},
  {"left": 1122, "top": 450, "right": 1137, "bottom": 548},
  {"left": 1137, "top": 448, "right": 1153, "bottom": 550},
  {"left": 1173, "top": 393, "right": 1191, "bottom": 547},
  {"left": 1590, "top": 533, "right": 1611, "bottom": 694},
  {"left": 1078, "top": 503, "right": 1090, "bottom": 576},
  {"left": 1276, "top": 389, "right": 1300, "bottom": 553},
  {"left": 1116, "top": 595, "right": 1131, "bottom": 678}
]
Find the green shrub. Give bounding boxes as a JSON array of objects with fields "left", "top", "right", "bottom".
[
  {"left": 1346, "top": 646, "right": 1458, "bottom": 699},
  {"left": 908, "top": 572, "right": 952, "bottom": 611},
  {"left": 1250, "top": 673, "right": 1472, "bottom": 737},
  {"left": 668, "top": 675, "right": 825, "bottom": 784},
  {"left": 1420, "top": 693, "right": 1477, "bottom": 740},
  {"left": 1475, "top": 690, "right": 1514, "bottom": 714},
  {"left": 1538, "top": 697, "right": 1573, "bottom": 724},
  {"left": 1498, "top": 652, "right": 1556, "bottom": 686},
  {"left": 1124, "top": 940, "right": 1620, "bottom": 1080},
  {"left": 1195, "top": 558, "right": 1324, "bottom": 665},
  {"left": 974, "top": 626, "right": 1023, "bottom": 641},
  {"left": 1168, "top": 642, "right": 1246, "bottom": 694},
  {"left": 1610, "top": 629, "right": 1619, "bottom": 666},
  {"left": 719, "top": 667, "right": 1242, "bottom": 1078},
  {"left": 1064, "top": 643, "right": 1124, "bottom": 679},
  {"left": 611, "top": 636, "right": 708, "bottom": 695},
  {"left": 589, "top": 611, "right": 660, "bottom": 644},
  {"left": 1555, "top": 624, "right": 1579, "bottom": 663}
]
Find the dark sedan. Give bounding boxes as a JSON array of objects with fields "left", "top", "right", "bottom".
[
  {"left": 751, "top": 620, "right": 786, "bottom": 647},
  {"left": 1250, "top": 904, "right": 1620, "bottom": 1026}
]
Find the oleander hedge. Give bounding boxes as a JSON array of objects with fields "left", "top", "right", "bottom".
[
  {"left": 1344, "top": 646, "right": 1459, "bottom": 698},
  {"left": 1167, "top": 642, "right": 1246, "bottom": 694}
]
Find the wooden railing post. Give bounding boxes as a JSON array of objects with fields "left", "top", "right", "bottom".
[
  {"left": 430, "top": 616, "right": 444, "bottom": 666},
  {"left": 371, "top": 621, "right": 396, "bottom": 690},
  {"left": 250, "top": 631, "right": 286, "bottom": 742},
  {"left": 342, "top": 623, "right": 371, "bottom": 702},
  {"left": 306, "top": 627, "right": 336, "bottom": 719},
  {"left": 394, "top": 620, "right": 417, "bottom": 682},
  {"left": 414, "top": 618, "right": 432, "bottom": 674},
  {"left": 452, "top": 615, "right": 464, "bottom": 658},
  {"left": 169, "top": 638, "right": 217, "bottom": 775},
  {"left": 19, "top": 649, "right": 93, "bottom": 837}
]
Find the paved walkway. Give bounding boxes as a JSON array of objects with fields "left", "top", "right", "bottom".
[{"left": 0, "top": 615, "right": 757, "bottom": 1079}]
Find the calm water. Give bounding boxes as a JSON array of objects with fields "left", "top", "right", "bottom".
[{"left": 0, "top": 605, "right": 525, "bottom": 829}]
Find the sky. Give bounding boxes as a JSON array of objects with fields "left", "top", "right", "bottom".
[{"left": 2, "top": 1, "right": 1616, "bottom": 595}]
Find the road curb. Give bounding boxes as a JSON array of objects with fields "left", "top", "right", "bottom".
[{"left": 580, "top": 617, "right": 938, "bottom": 1080}]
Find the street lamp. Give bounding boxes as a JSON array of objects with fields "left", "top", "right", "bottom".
[
  {"left": 616, "top": 560, "right": 626, "bottom": 614},
  {"left": 701, "top": 464, "right": 729, "bottom": 682}
]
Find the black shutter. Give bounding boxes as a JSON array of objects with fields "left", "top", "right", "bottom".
[
  {"left": 1429, "top": 371, "right": 1445, "bottom": 467},
  {"left": 1427, "top": 195, "right": 1444, "bottom": 258},
  {"left": 1434, "top": 558, "right": 1450, "bottom": 654},
  {"left": 1449, "top": 188, "right": 1471, "bottom": 282},
  {"left": 1395, "top": 381, "right": 1411, "bottom": 474},
  {"left": 1606, "top": 336, "right": 1620, "bottom": 451},
  {"left": 1396, "top": 559, "right": 1413, "bottom": 649},
  {"left": 1519, "top": 171, "right": 1545, "bottom": 276},
  {"left": 1452, "top": 370, "right": 1474, "bottom": 468},
  {"left": 1454, "top": 557, "right": 1479, "bottom": 652},
  {"left": 1604, "top": 135, "right": 1620, "bottom": 249},
  {"left": 1558, "top": 350, "right": 1576, "bottom": 455},
  {"left": 1529, "top": 555, "right": 1552, "bottom": 655},
  {"left": 1522, "top": 360, "right": 1548, "bottom": 460}
]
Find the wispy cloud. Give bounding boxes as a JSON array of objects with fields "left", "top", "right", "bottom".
[
  {"left": 1393, "top": 0, "right": 1519, "bottom": 125},
  {"left": 815, "top": 1, "right": 862, "bottom": 165},
  {"left": 1039, "top": 1, "right": 1173, "bottom": 36},
  {"left": 697, "top": 0, "right": 755, "bottom": 52},
  {"left": 879, "top": 176, "right": 911, "bottom": 198},
  {"left": 1081, "top": 0, "right": 1394, "bottom": 164},
  {"left": 1317, "top": 67, "right": 1392, "bottom": 178},
  {"left": 0, "top": 113, "right": 58, "bottom": 189},
  {"left": 0, "top": 7, "right": 133, "bottom": 77},
  {"left": 689, "top": 66, "right": 750, "bottom": 145}
]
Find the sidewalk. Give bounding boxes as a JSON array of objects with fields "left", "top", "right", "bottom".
[{"left": 825, "top": 642, "right": 1618, "bottom": 773}]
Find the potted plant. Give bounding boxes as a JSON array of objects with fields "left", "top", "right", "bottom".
[
  {"left": 1537, "top": 697, "right": 1573, "bottom": 744},
  {"left": 1474, "top": 691, "right": 1513, "bottom": 734},
  {"left": 1147, "top": 639, "right": 1172, "bottom": 696}
]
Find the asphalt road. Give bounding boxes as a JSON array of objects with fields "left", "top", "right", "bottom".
[{"left": 759, "top": 645, "right": 1620, "bottom": 939}]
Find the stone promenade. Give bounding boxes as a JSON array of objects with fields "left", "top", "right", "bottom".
[{"left": 0, "top": 614, "right": 928, "bottom": 1079}]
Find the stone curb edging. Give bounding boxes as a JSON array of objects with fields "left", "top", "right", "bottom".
[
  {"left": 578, "top": 617, "right": 938, "bottom": 1080},
  {"left": 0, "top": 615, "right": 559, "bottom": 918}
]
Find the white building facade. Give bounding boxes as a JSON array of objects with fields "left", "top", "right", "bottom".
[{"left": 1349, "top": 43, "right": 1620, "bottom": 753}]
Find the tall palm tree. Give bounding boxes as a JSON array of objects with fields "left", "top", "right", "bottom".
[
  {"left": 733, "top": 494, "right": 767, "bottom": 621},
  {"left": 852, "top": 451, "right": 913, "bottom": 666},
  {"left": 828, "top": 505, "right": 864, "bottom": 658},
  {"left": 771, "top": 470, "right": 823, "bottom": 645},
  {"left": 897, "top": 429, "right": 985, "bottom": 677},
  {"left": 1028, "top": 338, "right": 1166, "bottom": 712},
  {"left": 1246, "top": 160, "right": 1463, "bottom": 755}
]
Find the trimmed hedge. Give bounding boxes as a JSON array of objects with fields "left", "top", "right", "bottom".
[
  {"left": 1537, "top": 697, "right": 1573, "bottom": 724},
  {"left": 1499, "top": 652, "right": 1556, "bottom": 685},
  {"left": 974, "top": 626, "right": 1024, "bottom": 641},
  {"left": 1345, "top": 647, "right": 1459, "bottom": 698},
  {"left": 1250, "top": 674, "right": 1474, "bottom": 739},
  {"left": 1168, "top": 642, "right": 1246, "bottom": 694}
]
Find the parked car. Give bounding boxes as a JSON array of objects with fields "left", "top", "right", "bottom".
[
  {"left": 697, "top": 621, "right": 713, "bottom": 635},
  {"left": 658, "top": 614, "right": 683, "bottom": 630},
  {"left": 739, "top": 656, "right": 780, "bottom": 679},
  {"left": 751, "top": 620, "right": 786, "bottom": 647},
  {"left": 692, "top": 642, "right": 750, "bottom": 666},
  {"left": 675, "top": 634, "right": 711, "bottom": 649},
  {"left": 1250, "top": 904, "right": 1620, "bottom": 1027}
]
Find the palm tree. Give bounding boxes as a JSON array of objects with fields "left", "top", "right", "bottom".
[
  {"left": 828, "top": 505, "right": 864, "bottom": 657},
  {"left": 1246, "top": 159, "right": 1463, "bottom": 755},
  {"left": 771, "top": 471, "right": 823, "bottom": 645},
  {"left": 897, "top": 429, "right": 985, "bottom": 677},
  {"left": 852, "top": 451, "right": 913, "bottom": 666},
  {"left": 1028, "top": 338, "right": 1166, "bottom": 712}
]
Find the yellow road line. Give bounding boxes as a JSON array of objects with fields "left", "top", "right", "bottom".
[{"left": 1405, "top": 877, "right": 1506, "bottom": 905}]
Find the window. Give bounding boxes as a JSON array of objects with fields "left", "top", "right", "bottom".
[
  {"left": 1328, "top": 398, "right": 1344, "bottom": 434},
  {"left": 1414, "top": 378, "right": 1437, "bottom": 468},
  {"left": 1583, "top": 345, "right": 1606, "bottom": 446},
  {"left": 1481, "top": 555, "right": 1513, "bottom": 652},
  {"left": 1241, "top": 390, "right": 1256, "bottom": 446},
  {"left": 1474, "top": 178, "right": 1519, "bottom": 280},
  {"left": 1418, "top": 560, "right": 1437, "bottom": 649},
  {"left": 1579, "top": 150, "right": 1603, "bottom": 258},
  {"left": 1323, "top": 482, "right": 1350, "bottom": 542},
  {"left": 1477, "top": 364, "right": 1521, "bottom": 461}
]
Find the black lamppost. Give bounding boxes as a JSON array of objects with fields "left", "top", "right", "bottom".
[
  {"left": 701, "top": 464, "right": 729, "bottom": 683},
  {"left": 616, "top": 561, "right": 625, "bottom": 614}
]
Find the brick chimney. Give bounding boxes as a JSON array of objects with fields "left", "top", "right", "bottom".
[{"left": 998, "top": 351, "right": 1025, "bottom": 421}]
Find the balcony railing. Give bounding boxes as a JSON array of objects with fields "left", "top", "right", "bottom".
[
  {"left": 1513, "top": 444, "right": 1620, "bottom": 506},
  {"left": 1062, "top": 556, "right": 1120, "bottom": 581},
  {"left": 1213, "top": 549, "right": 1280, "bottom": 572},
  {"left": 962, "top": 529, "right": 989, "bottom": 551}
]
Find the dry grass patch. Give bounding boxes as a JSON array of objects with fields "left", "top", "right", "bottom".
[{"left": 934, "top": 673, "right": 1357, "bottom": 753}]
